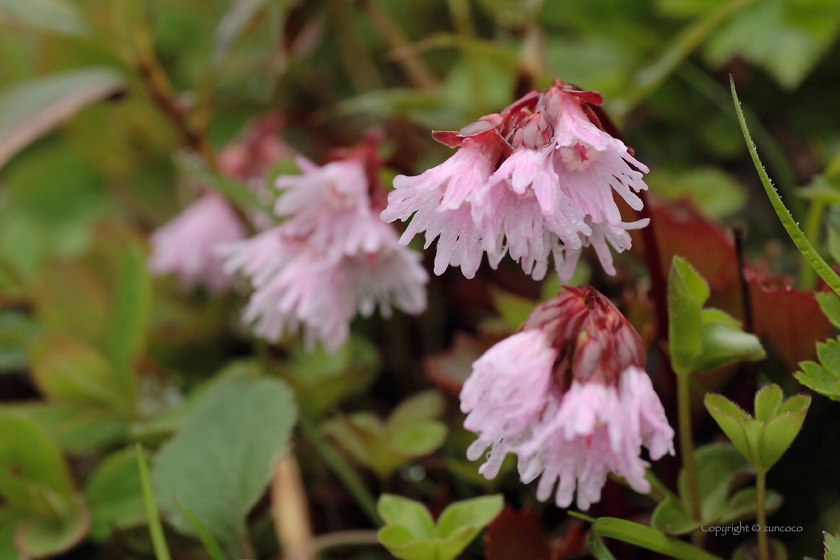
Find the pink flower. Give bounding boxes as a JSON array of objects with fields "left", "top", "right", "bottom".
[
  {"left": 459, "top": 286, "right": 674, "bottom": 510},
  {"left": 224, "top": 222, "right": 427, "bottom": 353},
  {"left": 382, "top": 80, "right": 650, "bottom": 281},
  {"left": 518, "top": 366, "right": 674, "bottom": 510},
  {"left": 380, "top": 121, "right": 506, "bottom": 279},
  {"left": 148, "top": 193, "right": 247, "bottom": 293},
  {"left": 221, "top": 145, "right": 428, "bottom": 353}
]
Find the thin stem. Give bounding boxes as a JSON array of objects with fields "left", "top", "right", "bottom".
[
  {"left": 298, "top": 416, "right": 383, "bottom": 526},
  {"left": 756, "top": 470, "right": 769, "bottom": 560},
  {"left": 313, "top": 530, "right": 381, "bottom": 552},
  {"left": 677, "top": 372, "right": 702, "bottom": 522},
  {"left": 356, "top": 0, "right": 438, "bottom": 91},
  {"left": 329, "top": 0, "right": 383, "bottom": 92}
]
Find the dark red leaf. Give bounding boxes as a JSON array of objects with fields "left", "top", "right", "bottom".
[{"left": 485, "top": 507, "right": 551, "bottom": 560}]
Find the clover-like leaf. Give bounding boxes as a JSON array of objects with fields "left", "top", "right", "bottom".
[
  {"left": 825, "top": 532, "right": 840, "bottom": 560},
  {"left": 705, "top": 385, "right": 810, "bottom": 473},
  {"left": 324, "top": 392, "right": 448, "bottom": 479},
  {"left": 796, "top": 337, "right": 840, "bottom": 401},
  {"left": 717, "top": 487, "right": 783, "bottom": 525},
  {"left": 758, "top": 394, "right": 810, "bottom": 470},
  {"left": 377, "top": 494, "right": 503, "bottom": 560}
]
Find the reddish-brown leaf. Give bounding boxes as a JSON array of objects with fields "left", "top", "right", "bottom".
[
  {"left": 746, "top": 268, "right": 832, "bottom": 370},
  {"left": 484, "top": 507, "right": 551, "bottom": 560},
  {"left": 423, "top": 331, "right": 504, "bottom": 396}
]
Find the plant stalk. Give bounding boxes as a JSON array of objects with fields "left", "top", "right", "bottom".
[
  {"left": 756, "top": 470, "right": 769, "bottom": 560},
  {"left": 677, "top": 372, "right": 702, "bottom": 523}
]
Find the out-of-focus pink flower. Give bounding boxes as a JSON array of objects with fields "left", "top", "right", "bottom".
[
  {"left": 219, "top": 112, "right": 294, "bottom": 183},
  {"left": 221, "top": 144, "right": 428, "bottom": 353},
  {"left": 459, "top": 286, "right": 673, "bottom": 510},
  {"left": 148, "top": 193, "right": 247, "bottom": 293},
  {"left": 382, "top": 80, "right": 650, "bottom": 281}
]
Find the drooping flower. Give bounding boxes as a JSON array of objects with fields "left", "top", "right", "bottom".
[
  {"left": 221, "top": 142, "right": 428, "bottom": 353},
  {"left": 148, "top": 193, "right": 247, "bottom": 293},
  {"left": 382, "top": 79, "right": 650, "bottom": 281},
  {"left": 459, "top": 286, "right": 673, "bottom": 510}
]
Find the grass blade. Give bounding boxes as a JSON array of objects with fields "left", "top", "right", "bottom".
[
  {"left": 173, "top": 497, "right": 229, "bottom": 560},
  {"left": 730, "top": 78, "right": 840, "bottom": 297},
  {"left": 136, "top": 444, "right": 172, "bottom": 560}
]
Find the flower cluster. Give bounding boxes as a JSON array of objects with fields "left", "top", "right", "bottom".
[
  {"left": 148, "top": 193, "right": 247, "bottom": 294},
  {"left": 381, "top": 79, "right": 650, "bottom": 281},
  {"left": 459, "top": 286, "right": 673, "bottom": 510},
  {"left": 148, "top": 113, "right": 293, "bottom": 292},
  {"left": 221, "top": 142, "right": 428, "bottom": 353}
]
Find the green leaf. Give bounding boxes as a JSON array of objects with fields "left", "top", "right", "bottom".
[
  {"left": 591, "top": 517, "right": 723, "bottom": 560},
  {"left": 825, "top": 532, "right": 840, "bottom": 560},
  {"left": 829, "top": 226, "right": 840, "bottom": 265},
  {"left": 151, "top": 372, "right": 297, "bottom": 551},
  {"left": 651, "top": 496, "right": 702, "bottom": 535},
  {"left": 172, "top": 498, "right": 228, "bottom": 560},
  {"left": 707, "top": 0, "right": 840, "bottom": 89},
  {"left": 490, "top": 288, "right": 537, "bottom": 331},
  {"left": 104, "top": 232, "right": 150, "bottom": 395},
  {"left": 213, "top": 0, "right": 274, "bottom": 63},
  {"left": 668, "top": 256, "right": 709, "bottom": 375},
  {"left": 387, "top": 390, "right": 446, "bottom": 430},
  {"left": 2, "top": 402, "right": 128, "bottom": 454},
  {"left": 13, "top": 504, "right": 91, "bottom": 559},
  {"left": 647, "top": 167, "right": 747, "bottom": 218},
  {"left": 136, "top": 445, "right": 171, "bottom": 560},
  {"left": 754, "top": 383, "right": 784, "bottom": 423},
  {"left": 278, "top": 335, "right": 380, "bottom": 418},
  {"left": 84, "top": 448, "right": 145, "bottom": 541},
  {"left": 731, "top": 79, "right": 840, "bottom": 296},
  {"left": 691, "top": 309, "right": 765, "bottom": 372},
  {"left": 0, "top": 413, "right": 75, "bottom": 513},
  {"left": 0, "top": 509, "right": 25, "bottom": 560},
  {"left": 688, "top": 443, "right": 753, "bottom": 523},
  {"left": 34, "top": 261, "right": 110, "bottom": 350},
  {"left": 817, "top": 338, "right": 840, "bottom": 378},
  {"left": 435, "top": 495, "right": 504, "bottom": 539},
  {"left": 717, "top": 486, "right": 783, "bottom": 524},
  {"left": 0, "top": 310, "right": 40, "bottom": 373},
  {"left": 376, "top": 494, "right": 503, "bottom": 560},
  {"left": 759, "top": 395, "right": 810, "bottom": 469},
  {"left": 28, "top": 333, "right": 128, "bottom": 410},
  {"left": 378, "top": 495, "right": 435, "bottom": 540},
  {"left": 175, "top": 154, "right": 272, "bottom": 216},
  {"left": 704, "top": 394, "right": 757, "bottom": 466},
  {"left": 817, "top": 292, "right": 840, "bottom": 329},
  {"left": 795, "top": 361, "right": 840, "bottom": 401},
  {"left": 0, "top": 0, "right": 90, "bottom": 37},
  {"left": 0, "top": 68, "right": 125, "bottom": 169}
]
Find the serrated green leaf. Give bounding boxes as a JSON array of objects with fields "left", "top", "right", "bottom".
[
  {"left": 817, "top": 292, "right": 840, "bottom": 329},
  {"left": 731, "top": 80, "right": 840, "bottom": 296},
  {"left": 795, "top": 361, "right": 840, "bottom": 401},
  {"left": 817, "top": 339, "right": 840, "bottom": 378},
  {"left": 151, "top": 373, "right": 297, "bottom": 552},
  {"left": 825, "top": 532, "right": 840, "bottom": 560}
]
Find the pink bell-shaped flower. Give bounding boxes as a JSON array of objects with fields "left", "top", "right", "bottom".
[{"left": 459, "top": 286, "right": 673, "bottom": 510}]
